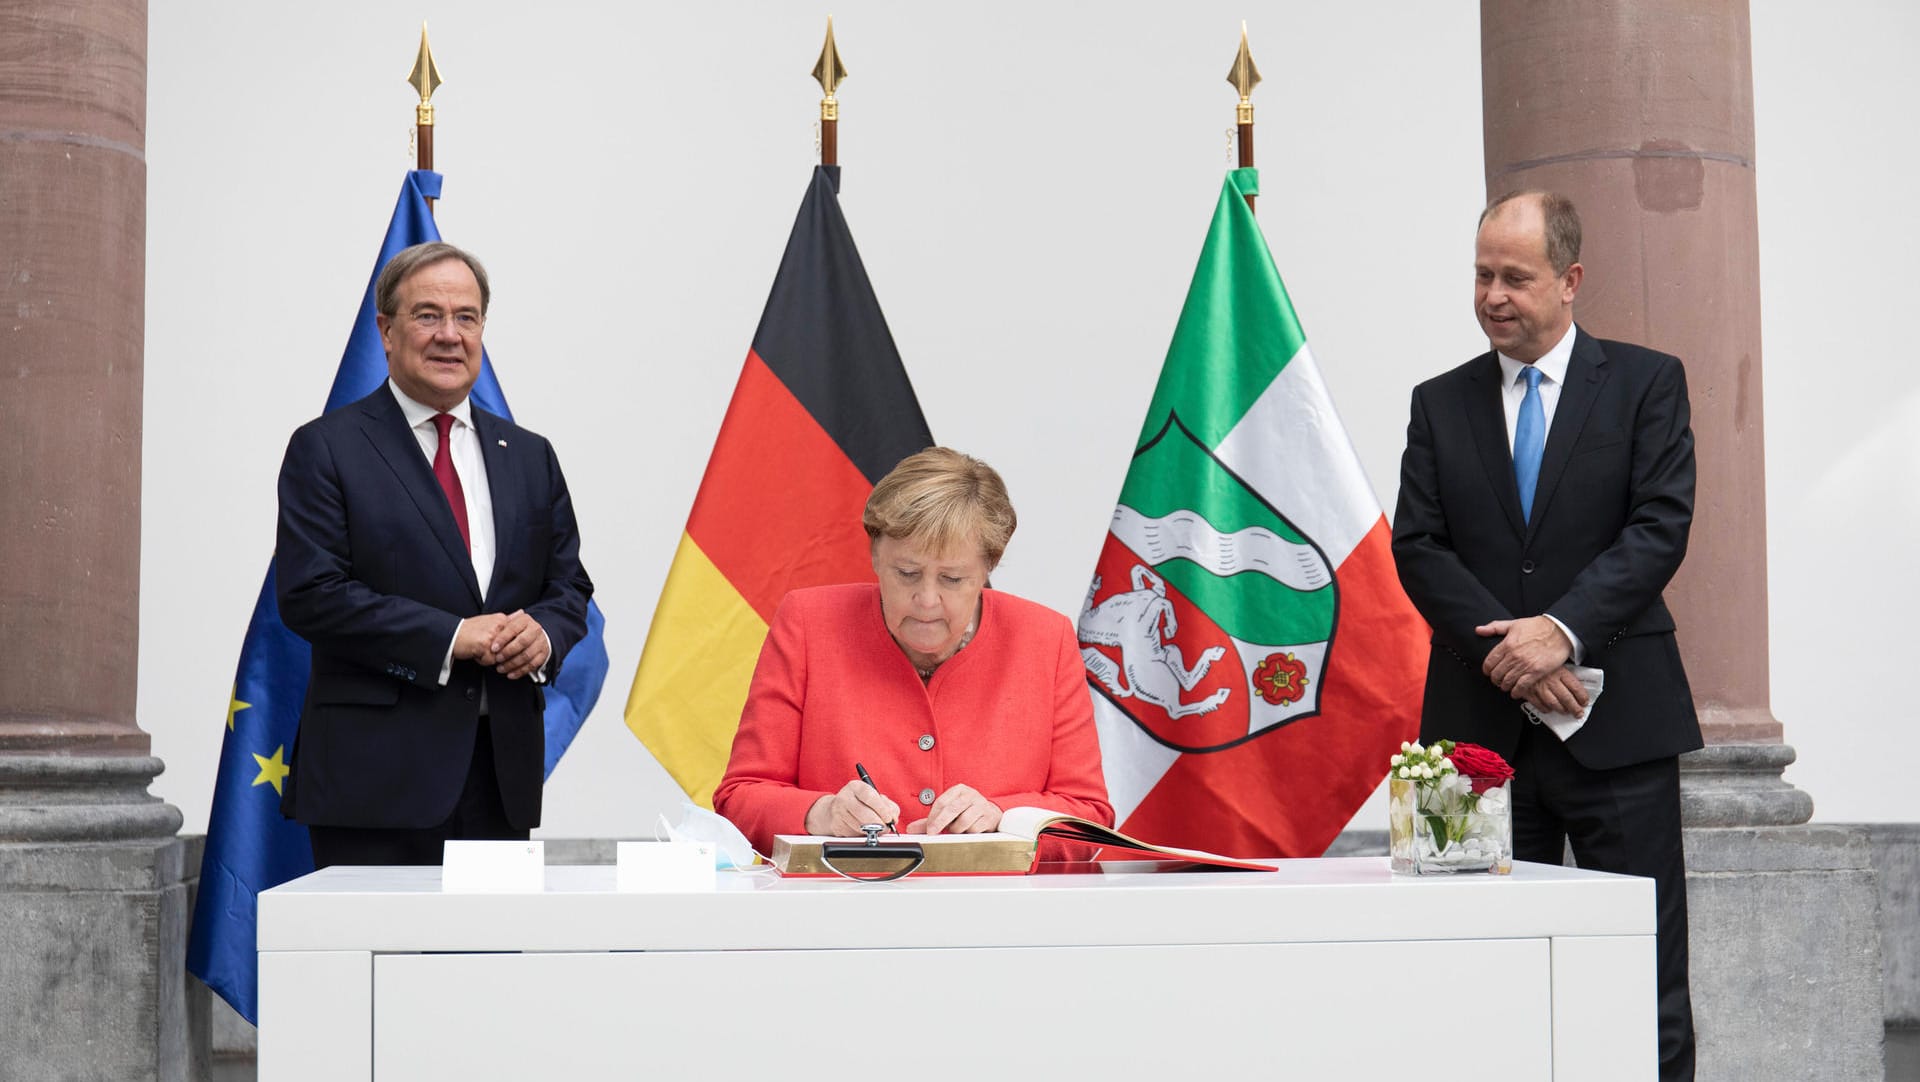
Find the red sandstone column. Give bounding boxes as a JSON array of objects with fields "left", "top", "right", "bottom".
[
  {"left": 1, "top": 8, "right": 189, "bottom": 1077},
  {"left": 1480, "top": 0, "right": 1780, "bottom": 748},
  {"left": 0, "top": 1, "right": 151, "bottom": 757}
]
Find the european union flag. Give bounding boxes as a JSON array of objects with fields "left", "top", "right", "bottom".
[{"left": 186, "top": 170, "right": 611, "bottom": 1023}]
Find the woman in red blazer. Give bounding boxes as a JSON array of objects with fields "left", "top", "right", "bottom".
[{"left": 715, "top": 448, "right": 1113, "bottom": 854}]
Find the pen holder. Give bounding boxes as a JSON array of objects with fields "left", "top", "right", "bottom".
[{"left": 818, "top": 839, "right": 926, "bottom": 883}]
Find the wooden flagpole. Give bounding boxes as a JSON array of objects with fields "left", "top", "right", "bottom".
[
  {"left": 408, "top": 23, "right": 443, "bottom": 215},
  {"left": 1228, "top": 22, "right": 1260, "bottom": 213},
  {"left": 813, "top": 17, "right": 847, "bottom": 167}
]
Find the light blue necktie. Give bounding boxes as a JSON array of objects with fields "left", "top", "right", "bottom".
[{"left": 1514, "top": 365, "right": 1545, "bottom": 521}]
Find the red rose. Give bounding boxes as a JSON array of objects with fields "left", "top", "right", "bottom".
[
  {"left": 1449, "top": 742, "right": 1514, "bottom": 794},
  {"left": 1252, "top": 651, "right": 1310, "bottom": 706}
]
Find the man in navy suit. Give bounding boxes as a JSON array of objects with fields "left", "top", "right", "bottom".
[
  {"left": 1393, "top": 192, "right": 1700, "bottom": 1081},
  {"left": 275, "top": 241, "right": 593, "bottom": 869}
]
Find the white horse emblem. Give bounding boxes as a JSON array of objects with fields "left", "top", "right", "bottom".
[{"left": 1079, "top": 565, "right": 1231, "bottom": 719}]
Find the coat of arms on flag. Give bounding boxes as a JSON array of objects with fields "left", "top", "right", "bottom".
[
  {"left": 1080, "top": 415, "right": 1334, "bottom": 752},
  {"left": 1080, "top": 167, "right": 1425, "bottom": 859}
]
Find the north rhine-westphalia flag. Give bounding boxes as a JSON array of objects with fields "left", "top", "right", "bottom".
[
  {"left": 186, "top": 170, "right": 611, "bottom": 1023},
  {"left": 626, "top": 166, "right": 932, "bottom": 806},
  {"left": 1079, "top": 168, "right": 1425, "bottom": 857}
]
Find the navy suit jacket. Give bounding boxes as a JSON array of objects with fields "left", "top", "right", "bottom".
[
  {"left": 275, "top": 385, "right": 593, "bottom": 830},
  {"left": 1392, "top": 328, "right": 1703, "bottom": 770}
]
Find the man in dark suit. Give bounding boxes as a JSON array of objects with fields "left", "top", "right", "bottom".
[
  {"left": 1392, "top": 192, "right": 1700, "bottom": 1081},
  {"left": 276, "top": 241, "right": 593, "bottom": 869}
]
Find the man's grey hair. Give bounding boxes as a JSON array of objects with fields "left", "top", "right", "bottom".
[
  {"left": 374, "top": 241, "right": 491, "bottom": 317},
  {"left": 1481, "top": 191, "right": 1582, "bottom": 275}
]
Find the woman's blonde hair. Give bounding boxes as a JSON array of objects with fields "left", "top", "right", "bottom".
[{"left": 863, "top": 447, "right": 1017, "bottom": 568}]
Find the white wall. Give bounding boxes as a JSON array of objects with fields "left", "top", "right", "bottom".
[
  {"left": 139, "top": 2, "right": 1917, "bottom": 840},
  {"left": 1750, "top": 1, "right": 1920, "bottom": 820}
]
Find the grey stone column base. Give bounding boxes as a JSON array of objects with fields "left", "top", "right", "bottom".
[
  {"left": 1, "top": 755, "right": 194, "bottom": 1080},
  {"left": 1679, "top": 743, "right": 1815, "bottom": 828},
  {"left": 1684, "top": 825, "right": 1885, "bottom": 1082}
]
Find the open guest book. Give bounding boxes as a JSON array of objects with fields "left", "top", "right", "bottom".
[{"left": 770, "top": 806, "right": 1276, "bottom": 876}]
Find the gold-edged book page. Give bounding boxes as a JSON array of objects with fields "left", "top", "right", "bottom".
[{"left": 770, "top": 832, "right": 1038, "bottom": 876}]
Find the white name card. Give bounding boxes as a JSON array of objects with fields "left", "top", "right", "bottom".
[
  {"left": 441, "top": 840, "right": 545, "bottom": 893},
  {"left": 616, "top": 841, "right": 716, "bottom": 893}
]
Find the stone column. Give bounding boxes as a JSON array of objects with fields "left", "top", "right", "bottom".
[
  {"left": 0, "top": 2, "right": 192, "bottom": 1078},
  {"left": 1480, "top": 4, "right": 1881, "bottom": 1079}
]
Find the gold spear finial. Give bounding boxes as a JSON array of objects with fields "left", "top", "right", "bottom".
[
  {"left": 1227, "top": 21, "right": 1260, "bottom": 125},
  {"left": 409, "top": 22, "right": 443, "bottom": 126},
  {"left": 812, "top": 16, "right": 848, "bottom": 122}
]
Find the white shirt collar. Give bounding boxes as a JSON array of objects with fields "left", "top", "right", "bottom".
[
  {"left": 387, "top": 378, "right": 474, "bottom": 430},
  {"left": 1497, "top": 321, "right": 1578, "bottom": 389}
]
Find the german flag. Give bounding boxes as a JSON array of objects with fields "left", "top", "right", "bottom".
[{"left": 626, "top": 166, "right": 933, "bottom": 805}]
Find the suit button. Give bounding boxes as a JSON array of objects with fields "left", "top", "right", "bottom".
[
  {"left": 464, "top": 687, "right": 477, "bottom": 701},
  {"left": 918, "top": 788, "right": 936, "bottom": 806},
  {"left": 918, "top": 734, "right": 935, "bottom": 751},
  {"left": 1521, "top": 560, "right": 1536, "bottom": 575}
]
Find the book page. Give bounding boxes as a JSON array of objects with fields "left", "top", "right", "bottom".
[{"left": 995, "top": 806, "right": 1071, "bottom": 841}]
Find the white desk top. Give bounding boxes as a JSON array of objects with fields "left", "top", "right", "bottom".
[{"left": 259, "top": 858, "right": 1652, "bottom": 953}]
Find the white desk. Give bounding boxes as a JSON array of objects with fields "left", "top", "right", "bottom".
[{"left": 258, "top": 859, "right": 1655, "bottom": 1081}]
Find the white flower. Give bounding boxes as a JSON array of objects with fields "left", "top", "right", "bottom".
[
  {"left": 1390, "top": 754, "right": 1405, "bottom": 767},
  {"left": 1439, "top": 757, "right": 1454, "bottom": 772},
  {"left": 1416, "top": 764, "right": 1432, "bottom": 779},
  {"left": 1408, "top": 742, "right": 1424, "bottom": 757},
  {"left": 1401, "top": 741, "right": 1412, "bottom": 753}
]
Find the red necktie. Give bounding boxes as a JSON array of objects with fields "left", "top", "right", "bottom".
[{"left": 431, "top": 413, "right": 471, "bottom": 553}]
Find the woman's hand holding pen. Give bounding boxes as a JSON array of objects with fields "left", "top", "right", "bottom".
[{"left": 804, "top": 779, "right": 901, "bottom": 837}]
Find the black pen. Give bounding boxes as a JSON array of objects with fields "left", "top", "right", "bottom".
[{"left": 853, "top": 762, "right": 898, "bottom": 834}]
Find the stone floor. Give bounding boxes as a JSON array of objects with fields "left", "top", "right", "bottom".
[{"left": 209, "top": 1026, "right": 1920, "bottom": 1080}]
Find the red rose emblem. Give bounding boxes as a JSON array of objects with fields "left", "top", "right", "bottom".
[
  {"left": 1449, "top": 742, "right": 1515, "bottom": 794},
  {"left": 1252, "top": 652, "right": 1309, "bottom": 706}
]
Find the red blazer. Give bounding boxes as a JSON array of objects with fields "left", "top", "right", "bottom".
[{"left": 716, "top": 583, "right": 1113, "bottom": 854}]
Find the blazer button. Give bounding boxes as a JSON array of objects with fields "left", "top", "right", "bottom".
[
  {"left": 918, "top": 734, "right": 935, "bottom": 751},
  {"left": 918, "top": 788, "right": 936, "bottom": 806},
  {"left": 464, "top": 687, "right": 477, "bottom": 701},
  {"left": 1521, "top": 560, "right": 1536, "bottom": 575}
]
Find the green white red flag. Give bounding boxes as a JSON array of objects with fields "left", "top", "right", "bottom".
[{"left": 1079, "top": 168, "right": 1426, "bottom": 857}]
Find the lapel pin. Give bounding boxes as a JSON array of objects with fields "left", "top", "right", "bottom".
[{"left": 497, "top": 439, "right": 508, "bottom": 447}]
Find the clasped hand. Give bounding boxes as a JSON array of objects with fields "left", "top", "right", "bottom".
[
  {"left": 1477, "top": 614, "right": 1588, "bottom": 717},
  {"left": 453, "top": 609, "right": 548, "bottom": 679}
]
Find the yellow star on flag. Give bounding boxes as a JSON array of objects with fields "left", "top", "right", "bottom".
[
  {"left": 227, "top": 685, "right": 251, "bottom": 731},
  {"left": 251, "top": 745, "right": 290, "bottom": 795}
]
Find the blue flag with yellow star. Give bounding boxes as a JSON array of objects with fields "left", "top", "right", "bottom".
[{"left": 186, "top": 170, "right": 611, "bottom": 1024}]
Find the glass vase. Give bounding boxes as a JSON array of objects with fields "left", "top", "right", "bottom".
[{"left": 1388, "top": 776, "right": 1512, "bottom": 875}]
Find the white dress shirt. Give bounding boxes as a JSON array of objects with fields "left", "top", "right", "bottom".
[
  {"left": 1496, "top": 320, "right": 1577, "bottom": 452},
  {"left": 1492, "top": 323, "right": 1586, "bottom": 662},
  {"left": 387, "top": 380, "right": 504, "bottom": 687}
]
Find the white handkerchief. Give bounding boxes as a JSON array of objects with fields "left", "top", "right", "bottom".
[{"left": 1519, "top": 665, "right": 1604, "bottom": 741}]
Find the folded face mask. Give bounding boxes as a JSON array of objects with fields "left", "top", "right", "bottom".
[{"left": 659, "top": 802, "right": 758, "bottom": 871}]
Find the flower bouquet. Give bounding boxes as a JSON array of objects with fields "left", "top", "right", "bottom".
[{"left": 1387, "top": 740, "right": 1514, "bottom": 875}]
